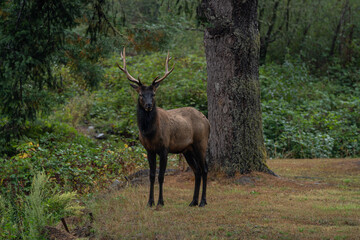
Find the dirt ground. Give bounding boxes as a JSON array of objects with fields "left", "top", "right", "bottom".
[{"left": 63, "top": 158, "right": 360, "bottom": 240}]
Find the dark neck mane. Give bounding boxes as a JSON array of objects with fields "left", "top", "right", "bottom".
[{"left": 137, "top": 101, "right": 157, "bottom": 138}]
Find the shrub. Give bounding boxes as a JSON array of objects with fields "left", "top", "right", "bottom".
[
  {"left": 0, "top": 171, "right": 84, "bottom": 239},
  {"left": 0, "top": 119, "right": 147, "bottom": 196},
  {"left": 261, "top": 58, "right": 360, "bottom": 158},
  {"left": 0, "top": 194, "right": 18, "bottom": 239},
  {"left": 53, "top": 93, "right": 93, "bottom": 127}
]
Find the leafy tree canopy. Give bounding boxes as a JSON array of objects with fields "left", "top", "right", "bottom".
[{"left": 0, "top": 0, "right": 119, "bottom": 137}]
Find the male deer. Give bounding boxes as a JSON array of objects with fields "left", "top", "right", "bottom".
[{"left": 117, "top": 48, "right": 210, "bottom": 207}]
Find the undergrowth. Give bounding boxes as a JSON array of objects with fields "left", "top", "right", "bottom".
[
  {"left": 0, "top": 172, "right": 83, "bottom": 239},
  {"left": 0, "top": 120, "right": 147, "bottom": 196},
  {"left": 261, "top": 57, "right": 359, "bottom": 158}
]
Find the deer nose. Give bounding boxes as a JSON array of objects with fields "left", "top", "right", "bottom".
[{"left": 145, "top": 103, "right": 152, "bottom": 111}]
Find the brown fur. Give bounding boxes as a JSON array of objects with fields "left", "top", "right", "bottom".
[{"left": 139, "top": 107, "right": 209, "bottom": 156}]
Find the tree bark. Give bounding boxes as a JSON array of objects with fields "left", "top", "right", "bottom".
[{"left": 199, "top": 0, "right": 273, "bottom": 175}]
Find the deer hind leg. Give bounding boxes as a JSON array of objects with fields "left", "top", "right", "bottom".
[
  {"left": 199, "top": 161, "right": 208, "bottom": 207},
  {"left": 147, "top": 151, "right": 156, "bottom": 207},
  {"left": 183, "top": 151, "right": 201, "bottom": 206},
  {"left": 193, "top": 144, "right": 208, "bottom": 207}
]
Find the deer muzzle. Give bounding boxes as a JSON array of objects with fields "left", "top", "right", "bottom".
[{"left": 145, "top": 103, "right": 153, "bottom": 112}]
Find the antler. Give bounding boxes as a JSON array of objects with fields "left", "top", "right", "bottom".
[
  {"left": 152, "top": 51, "right": 175, "bottom": 85},
  {"left": 116, "top": 48, "right": 142, "bottom": 85}
]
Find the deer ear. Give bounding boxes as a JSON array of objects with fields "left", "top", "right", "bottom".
[
  {"left": 152, "top": 81, "right": 160, "bottom": 90},
  {"left": 130, "top": 83, "right": 140, "bottom": 92},
  {"left": 152, "top": 76, "right": 161, "bottom": 90}
]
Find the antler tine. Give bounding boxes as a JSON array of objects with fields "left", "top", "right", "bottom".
[
  {"left": 165, "top": 51, "right": 170, "bottom": 72},
  {"left": 116, "top": 48, "right": 141, "bottom": 85},
  {"left": 153, "top": 51, "right": 175, "bottom": 85}
]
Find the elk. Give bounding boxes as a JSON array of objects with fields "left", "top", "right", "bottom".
[{"left": 117, "top": 48, "right": 210, "bottom": 207}]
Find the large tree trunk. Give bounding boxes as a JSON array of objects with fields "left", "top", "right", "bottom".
[{"left": 199, "top": 0, "right": 273, "bottom": 175}]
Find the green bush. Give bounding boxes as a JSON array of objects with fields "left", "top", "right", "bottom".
[
  {"left": 0, "top": 171, "right": 84, "bottom": 239},
  {"left": 0, "top": 119, "right": 147, "bottom": 196},
  {"left": 0, "top": 194, "right": 18, "bottom": 239},
  {"left": 23, "top": 172, "right": 84, "bottom": 239},
  {"left": 53, "top": 93, "right": 93, "bottom": 127},
  {"left": 261, "top": 58, "right": 360, "bottom": 158}
]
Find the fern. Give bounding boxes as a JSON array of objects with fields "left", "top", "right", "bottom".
[{"left": 21, "top": 171, "right": 84, "bottom": 239}]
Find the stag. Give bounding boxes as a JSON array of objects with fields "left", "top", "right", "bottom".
[{"left": 117, "top": 48, "right": 210, "bottom": 207}]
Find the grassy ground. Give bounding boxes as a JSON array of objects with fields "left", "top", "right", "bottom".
[{"left": 89, "top": 158, "right": 360, "bottom": 240}]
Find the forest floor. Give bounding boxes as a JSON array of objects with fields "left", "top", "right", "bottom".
[{"left": 74, "top": 158, "right": 360, "bottom": 240}]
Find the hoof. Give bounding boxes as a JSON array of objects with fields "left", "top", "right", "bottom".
[
  {"left": 147, "top": 200, "right": 155, "bottom": 207},
  {"left": 199, "top": 200, "right": 207, "bottom": 207},
  {"left": 157, "top": 200, "right": 164, "bottom": 206},
  {"left": 189, "top": 200, "right": 198, "bottom": 207}
]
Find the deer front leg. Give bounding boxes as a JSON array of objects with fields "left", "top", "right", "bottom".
[
  {"left": 157, "top": 150, "right": 168, "bottom": 206},
  {"left": 147, "top": 151, "right": 156, "bottom": 207}
]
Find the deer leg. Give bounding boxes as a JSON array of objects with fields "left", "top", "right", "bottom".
[
  {"left": 147, "top": 151, "right": 156, "bottom": 207},
  {"left": 157, "top": 150, "right": 168, "bottom": 206},
  {"left": 199, "top": 161, "right": 208, "bottom": 207},
  {"left": 193, "top": 145, "right": 208, "bottom": 207},
  {"left": 191, "top": 170, "right": 201, "bottom": 207},
  {"left": 184, "top": 151, "right": 201, "bottom": 206},
  {"left": 193, "top": 141, "right": 208, "bottom": 207}
]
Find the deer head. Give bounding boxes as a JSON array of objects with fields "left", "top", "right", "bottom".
[{"left": 117, "top": 48, "right": 175, "bottom": 112}]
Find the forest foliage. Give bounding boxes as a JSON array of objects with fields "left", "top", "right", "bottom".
[{"left": 0, "top": 0, "right": 359, "bottom": 238}]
